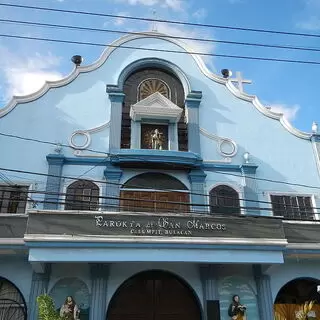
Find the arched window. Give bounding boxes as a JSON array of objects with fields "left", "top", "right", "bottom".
[
  {"left": 209, "top": 185, "right": 240, "bottom": 214},
  {"left": 65, "top": 180, "right": 99, "bottom": 211},
  {"left": 122, "top": 68, "right": 187, "bottom": 150},
  {"left": 0, "top": 277, "right": 27, "bottom": 320},
  {"left": 138, "top": 78, "right": 171, "bottom": 101},
  {"left": 120, "top": 173, "right": 189, "bottom": 212}
]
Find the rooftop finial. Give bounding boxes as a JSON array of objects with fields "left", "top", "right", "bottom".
[
  {"left": 312, "top": 121, "right": 318, "bottom": 134},
  {"left": 152, "top": 9, "right": 158, "bottom": 32}
]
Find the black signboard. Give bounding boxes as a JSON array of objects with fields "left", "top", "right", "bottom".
[{"left": 26, "top": 211, "right": 285, "bottom": 240}]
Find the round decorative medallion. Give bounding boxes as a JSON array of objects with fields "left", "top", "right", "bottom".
[
  {"left": 138, "top": 78, "right": 170, "bottom": 100},
  {"left": 218, "top": 138, "right": 238, "bottom": 157},
  {"left": 69, "top": 131, "right": 91, "bottom": 150}
]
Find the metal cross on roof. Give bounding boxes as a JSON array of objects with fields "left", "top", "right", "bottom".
[
  {"left": 152, "top": 9, "right": 158, "bottom": 32},
  {"left": 230, "top": 71, "right": 252, "bottom": 93}
]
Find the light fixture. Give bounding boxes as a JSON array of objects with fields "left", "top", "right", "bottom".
[
  {"left": 243, "top": 152, "right": 250, "bottom": 164},
  {"left": 221, "top": 69, "right": 232, "bottom": 79},
  {"left": 71, "top": 55, "right": 83, "bottom": 67}
]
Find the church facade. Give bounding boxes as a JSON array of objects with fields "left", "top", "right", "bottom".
[{"left": 0, "top": 32, "right": 320, "bottom": 320}]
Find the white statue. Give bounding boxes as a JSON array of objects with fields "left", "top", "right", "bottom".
[{"left": 151, "top": 129, "right": 163, "bottom": 150}]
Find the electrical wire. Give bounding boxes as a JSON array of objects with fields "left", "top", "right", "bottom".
[
  {"left": 0, "top": 168, "right": 320, "bottom": 210},
  {"left": 1, "top": 33, "right": 320, "bottom": 65},
  {"left": 0, "top": 132, "right": 109, "bottom": 155},
  {"left": 0, "top": 192, "right": 314, "bottom": 219},
  {"left": 1, "top": 18, "right": 320, "bottom": 54},
  {"left": 0, "top": 129, "right": 320, "bottom": 192},
  {"left": 1, "top": 2, "right": 320, "bottom": 39}
]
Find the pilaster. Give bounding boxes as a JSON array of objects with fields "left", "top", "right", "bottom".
[
  {"left": 185, "top": 91, "right": 202, "bottom": 154},
  {"left": 169, "top": 123, "right": 178, "bottom": 151},
  {"left": 130, "top": 120, "right": 141, "bottom": 149},
  {"left": 189, "top": 169, "right": 207, "bottom": 212},
  {"left": 44, "top": 155, "right": 65, "bottom": 210},
  {"left": 253, "top": 265, "right": 273, "bottom": 320},
  {"left": 199, "top": 264, "right": 219, "bottom": 320},
  {"left": 28, "top": 264, "right": 51, "bottom": 320},
  {"left": 240, "top": 164, "right": 259, "bottom": 215},
  {"left": 90, "top": 264, "right": 109, "bottom": 320},
  {"left": 104, "top": 164, "right": 122, "bottom": 211},
  {"left": 106, "top": 85, "right": 125, "bottom": 151}
]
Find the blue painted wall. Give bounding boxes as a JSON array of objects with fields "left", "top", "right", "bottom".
[
  {"left": 0, "top": 34, "right": 318, "bottom": 214},
  {"left": 0, "top": 257, "right": 33, "bottom": 306},
  {"left": 1, "top": 33, "right": 320, "bottom": 320},
  {"left": 269, "top": 260, "right": 320, "bottom": 302}
]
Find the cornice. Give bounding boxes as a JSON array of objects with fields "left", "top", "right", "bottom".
[{"left": 0, "top": 32, "right": 311, "bottom": 140}]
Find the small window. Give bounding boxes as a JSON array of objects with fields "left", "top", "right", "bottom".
[
  {"left": 65, "top": 180, "right": 99, "bottom": 211},
  {"left": 209, "top": 185, "right": 240, "bottom": 214},
  {"left": 0, "top": 186, "right": 28, "bottom": 214},
  {"left": 271, "top": 195, "right": 314, "bottom": 220},
  {"left": 138, "top": 78, "right": 170, "bottom": 101}
]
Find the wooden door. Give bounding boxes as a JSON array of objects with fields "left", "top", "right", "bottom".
[
  {"left": 107, "top": 271, "right": 201, "bottom": 320},
  {"left": 120, "top": 191, "right": 189, "bottom": 213}
]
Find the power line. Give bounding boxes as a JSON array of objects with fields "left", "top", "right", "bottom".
[
  {"left": 1, "top": 2, "right": 320, "bottom": 39},
  {"left": 0, "top": 188, "right": 316, "bottom": 217},
  {"left": 1, "top": 132, "right": 320, "bottom": 190},
  {"left": 1, "top": 18, "right": 320, "bottom": 54},
  {"left": 2, "top": 33, "right": 320, "bottom": 66},
  {"left": 0, "top": 132, "right": 109, "bottom": 155},
  {"left": 1, "top": 131, "right": 320, "bottom": 191}
]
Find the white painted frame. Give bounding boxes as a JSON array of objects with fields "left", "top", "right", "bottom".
[
  {"left": 266, "top": 191, "right": 318, "bottom": 220},
  {"left": 0, "top": 182, "right": 32, "bottom": 214},
  {"left": 60, "top": 178, "right": 104, "bottom": 212},
  {"left": 206, "top": 182, "right": 245, "bottom": 215}
]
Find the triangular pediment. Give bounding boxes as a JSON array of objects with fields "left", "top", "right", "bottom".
[{"left": 130, "top": 92, "right": 183, "bottom": 122}]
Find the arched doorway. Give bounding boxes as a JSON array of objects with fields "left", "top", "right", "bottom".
[
  {"left": 107, "top": 270, "right": 201, "bottom": 320},
  {"left": 120, "top": 173, "right": 190, "bottom": 213},
  {"left": 274, "top": 278, "right": 320, "bottom": 319},
  {"left": 0, "top": 277, "right": 27, "bottom": 320}
]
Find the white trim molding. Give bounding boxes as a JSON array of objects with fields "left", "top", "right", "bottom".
[
  {"left": 24, "top": 234, "right": 288, "bottom": 247},
  {"left": 0, "top": 32, "right": 312, "bottom": 140},
  {"left": 200, "top": 128, "right": 238, "bottom": 157}
]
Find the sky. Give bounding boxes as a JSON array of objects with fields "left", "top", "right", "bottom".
[{"left": 0, "top": 0, "right": 320, "bottom": 132}]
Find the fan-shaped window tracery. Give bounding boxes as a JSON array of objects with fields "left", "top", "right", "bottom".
[{"left": 137, "top": 78, "right": 171, "bottom": 101}]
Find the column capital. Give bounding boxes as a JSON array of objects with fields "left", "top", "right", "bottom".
[
  {"left": 46, "top": 154, "right": 65, "bottom": 165},
  {"left": 104, "top": 164, "right": 122, "bottom": 181},
  {"left": 240, "top": 164, "right": 258, "bottom": 175},
  {"left": 185, "top": 91, "right": 202, "bottom": 107},
  {"left": 189, "top": 169, "right": 207, "bottom": 183},
  {"left": 106, "top": 85, "right": 125, "bottom": 102}
]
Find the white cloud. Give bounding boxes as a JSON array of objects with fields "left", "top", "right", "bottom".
[
  {"left": 116, "top": 0, "right": 184, "bottom": 11},
  {"left": 297, "top": 0, "right": 320, "bottom": 30},
  {"left": 297, "top": 16, "right": 320, "bottom": 30},
  {"left": 113, "top": 12, "right": 130, "bottom": 26},
  {"left": 154, "top": 23, "right": 215, "bottom": 57},
  {"left": 192, "top": 8, "right": 207, "bottom": 20},
  {"left": 0, "top": 46, "right": 62, "bottom": 100},
  {"left": 269, "top": 103, "right": 300, "bottom": 122}
]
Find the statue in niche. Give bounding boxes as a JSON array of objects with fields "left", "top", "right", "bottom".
[
  {"left": 228, "top": 295, "right": 247, "bottom": 320},
  {"left": 60, "top": 296, "right": 80, "bottom": 320},
  {"left": 151, "top": 129, "right": 163, "bottom": 150}
]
